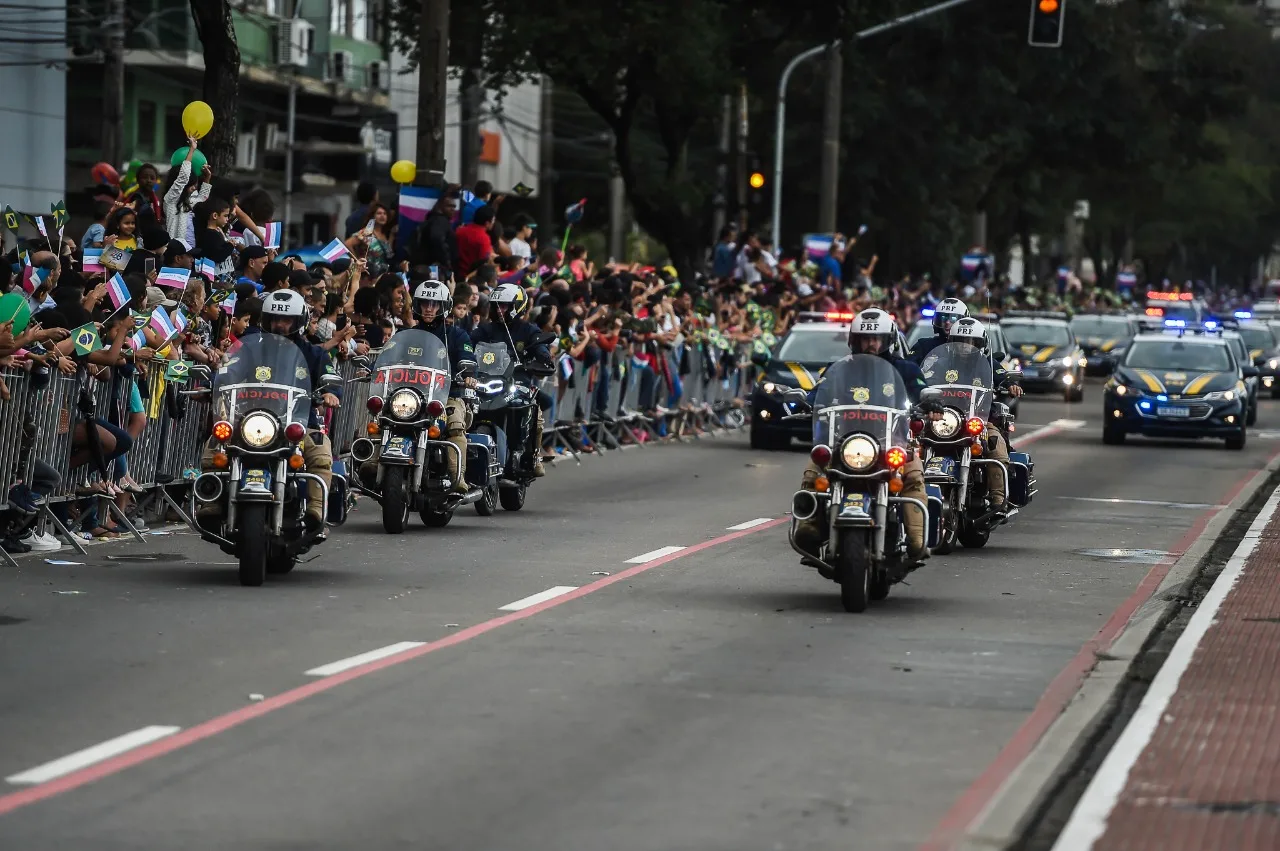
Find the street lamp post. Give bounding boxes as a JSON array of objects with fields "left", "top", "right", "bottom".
[{"left": 771, "top": 0, "right": 978, "bottom": 247}]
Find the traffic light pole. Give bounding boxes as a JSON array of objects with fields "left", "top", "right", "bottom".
[{"left": 770, "top": 0, "right": 976, "bottom": 248}]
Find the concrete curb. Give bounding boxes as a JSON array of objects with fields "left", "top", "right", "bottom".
[{"left": 954, "top": 452, "right": 1280, "bottom": 851}]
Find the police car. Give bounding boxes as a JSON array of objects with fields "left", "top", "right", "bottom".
[
  {"left": 1143, "top": 290, "right": 1209, "bottom": 325},
  {"left": 1219, "top": 327, "right": 1260, "bottom": 425},
  {"left": 749, "top": 312, "right": 856, "bottom": 449},
  {"left": 1102, "top": 326, "right": 1255, "bottom": 449},
  {"left": 1069, "top": 313, "right": 1141, "bottom": 376},
  {"left": 1001, "top": 311, "right": 1086, "bottom": 402},
  {"left": 1231, "top": 313, "right": 1280, "bottom": 399}
]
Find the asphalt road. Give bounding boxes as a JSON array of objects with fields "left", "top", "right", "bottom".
[{"left": 2, "top": 381, "right": 1277, "bottom": 851}]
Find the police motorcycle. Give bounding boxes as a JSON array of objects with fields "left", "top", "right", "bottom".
[
  {"left": 917, "top": 343, "right": 1035, "bottom": 552},
  {"left": 349, "top": 329, "right": 498, "bottom": 531},
  {"left": 471, "top": 336, "right": 556, "bottom": 511},
  {"left": 193, "top": 333, "right": 338, "bottom": 586},
  {"left": 786, "top": 355, "right": 944, "bottom": 613}
]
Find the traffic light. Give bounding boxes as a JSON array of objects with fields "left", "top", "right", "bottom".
[
  {"left": 1028, "top": 0, "right": 1065, "bottom": 48},
  {"left": 749, "top": 171, "right": 766, "bottom": 189}
]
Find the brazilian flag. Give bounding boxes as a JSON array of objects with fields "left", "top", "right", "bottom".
[
  {"left": 164, "top": 360, "right": 192, "bottom": 383},
  {"left": 71, "top": 323, "right": 103, "bottom": 355}
]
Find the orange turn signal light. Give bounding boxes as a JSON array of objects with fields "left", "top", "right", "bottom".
[
  {"left": 888, "top": 475, "right": 904, "bottom": 494},
  {"left": 971, "top": 440, "right": 983, "bottom": 456},
  {"left": 211, "top": 452, "right": 229, "bottom": 469},
  {"left": 288, "top": 453, "right": 305, "bottom": 470},
  {"left": 427, "top": 425, "right": 442, "bottom": 439},
  {"left": 367, "top": 422, "right": 380, "bottom": 436},
  {"left": 814, "top": 476, "right": 830, "bottom": 493},
  {"left": 1038, "top": 0, "right": 1058, "bottom": 12}
]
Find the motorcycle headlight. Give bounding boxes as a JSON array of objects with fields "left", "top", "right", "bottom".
[
  {"left": 840, "top": 435, "right": 879, "bottom": 471},
  {"left": 932, "top": 408, "right": 961, "bottom": 438},
  {"left": 388, "top": 388, "right": 422, "bottom": 420},
  {"left": 240, "top": 412, "right": 279, "bottom": 448},
  {"left": 1269, "top": 358, "right": 1278, "bottom": 370}
]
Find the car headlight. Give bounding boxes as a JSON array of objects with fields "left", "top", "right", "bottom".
[
  {"left": 1203, "top": 390, "right": 1235, "bottom": 401},
  {"left": 1062, "top": 356, "right": 1075, "bottom": 367},
  {"left": 389, "top": 388, "right": 422, "bottom": 419},
  {"left": 839, "top": 435, "right": 879, "bottom": 471},
  {"left": 932, "top": 408, "right": 961, "bottom": 438},
  {"left": 240, "top": 412, "right": 278, "bottom": 448},
  {"left": 1269, "top": 358, "right": 1278, "bottom": 369},
  {"left": 762, "top": 381, "right": 777, "bottom": 394},
  {"left": 1078, "top": 357, "right": 1088, "bottom": 367}
]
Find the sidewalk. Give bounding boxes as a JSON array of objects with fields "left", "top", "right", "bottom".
[{"left": 1052, "top": 485, "right": 1280, "bottom": 851}]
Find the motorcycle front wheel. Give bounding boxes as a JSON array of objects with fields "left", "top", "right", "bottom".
[
  {"left": 835, "top": 530, "right": 870, "bottom": 613},
  {"left": 475, "top": 482, "right": 498, "bottom": 516},
  {"left": 499, "top": 483, "right": 526, "bottom": 511},
  {"left": 420, "top": 505, "right": 454, "bottom": 527},
  {"left": 237, "top": 503, "right": 269, "bottom": 587},
  {"left": 381, "top": 466, "right": 409, "bottom": 534}
]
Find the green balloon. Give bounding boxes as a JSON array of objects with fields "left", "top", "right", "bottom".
[
  {"left": 0, "top": 292, "right": 32, "bottom": 334},
  {"left": 170, "top": 147, "right": 208, "bottom": 173}
]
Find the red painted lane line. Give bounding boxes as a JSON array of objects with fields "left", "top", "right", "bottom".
[
  {"left": 919, "top": 445, "right": 1280, "bottom": 851},
  {"left": 0, "top": 518, "right": 790, "bottom": 817}
]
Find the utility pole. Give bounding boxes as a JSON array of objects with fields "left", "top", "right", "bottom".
[
  {"left": 608, "top": 161, "right": 626, "bottom": 262},
  {"left": 711, "top": 95, "right": 731, "bottom": 242},
  {"left": 816, "top": 43, "right": 842, "bottom": 234},
  {"left": 458, "top": 66, "right": 483, "bottom": 188},
  {"left": 736, "top": 83, "right": 748, "bottom": 231},
  {"left": 101, "top": 0, "right": 126, "bottom": 168},
  {"left": 414, "top": 0, "right": 449, "bottom": 182},
  {"left": 282, "top": 78, "right": 297, "bottom": 243},
  {"left": 539, "top": 75, "right": 555, "bottom": 234}
]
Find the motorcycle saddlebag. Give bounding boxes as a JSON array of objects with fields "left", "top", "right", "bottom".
[
  {"left": 327, "top": 459, "right": 350, "bottom": 526},
  {"left": 925, "top": 483, "right": 944, "bottom": 549},
  {"left": 1008, "top": 452, "right": 1032, "bottom": 507},
  {"left": 465, "top": 434, "right": 495, "bottom": 487}
]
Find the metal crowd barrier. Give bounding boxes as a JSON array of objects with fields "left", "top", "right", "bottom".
[{"left": 0, "top": 338, "right": 749, "bottom": 564}]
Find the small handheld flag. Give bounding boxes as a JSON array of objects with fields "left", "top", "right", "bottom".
[
  {"left": 564, "top": 198, "right": 587, "bottom": 224},
  {"left": 262, "top": 221, "right": 282, "bottom": 249},
  {"left": 164, "top": 360, "right": 192, "bottom": 383},
  {"left": 194, "top": 257, "right": 217, "bottom": 278},
  {"left": 127, "top": 327, "right": 147, "bottom": 350},
  {"left": 149, "top": 306, "right": 178, "bottom": 339},
  {"left": 2, "top": 206, "right": 18, "bottom": 233},
  {"left": 804, "top": 234, "right": 834, "bottom": 261},
  {"left": 155, "top": 267, "right": 192, "bottom": 289},
  {"left": 398, "top": 186, "right": 440, "bottom": 223},
  {"left": 319, "top": 238, "right": 350, "bottom": 263},
  {"left": 511, "top": 182, "right": 534, "bottom": 198},
  {"left": 70, "top": 323, "right": 103, "bottom": 356},
  {"left": 106, "top": 273, "right": 131, "bottom": 312},
  {"left": 82, "top": 249, "right": 104, "bottom": 274},
  {"left": 21, "top": 265, "right": 49, "bottom": 295}
]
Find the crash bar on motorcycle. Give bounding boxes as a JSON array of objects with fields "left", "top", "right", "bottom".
[{"left": 887, "top": 495, "right": 928, "bottom": 518}]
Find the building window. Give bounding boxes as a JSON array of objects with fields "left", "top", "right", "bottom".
[
  {"left": 352, "top": 0, "right": 371, "bottom": 40},
  {"left": 165, "top": 104, "right": 185, "bottom": 154},
  {"left": 330, "top": 0, "right": 349, "bottom": 34},
  {"left": 137, "top": 100, "right": 157, "bottom": 154}
]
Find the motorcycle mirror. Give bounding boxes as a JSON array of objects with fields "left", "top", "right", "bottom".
[
  {"left": 456, "top": 359, "right": 478, "bottom": 376},
  {"left": 750, "top": 351, "right": 770, "bottom": 368},
  {"left": 991, "top": 351, "right": 1006, "bottom": 361},
  {"left": 319, "top": 372, "right": 342, "bottom": 387},
  {"left": 920, "top": 387, "right": 942, "bottom": 402}
]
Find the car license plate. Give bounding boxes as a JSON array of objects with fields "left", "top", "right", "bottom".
[
  {"left": 924, "top": 456, "right": 956, "bottom": 477},
  {"left": 241, "top": 468, "right": 271, "bottom": 490},
  {"left": 840, "top": 492, "right": 872, "bottom": 518},
  {"left": 385, "top": 436, "right": 414, "bottom": 458},
  {"left": 1158, "top": 406, "right": 1191, "bottom": 418}
]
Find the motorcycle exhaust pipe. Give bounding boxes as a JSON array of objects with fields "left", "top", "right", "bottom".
[
  {"left": 455, "top": 488, "right": 484, "bottom": 506},
  {"left": 792, "top": 490, "right": 822, "bottom": 521},
  {"left": 350, "top": 437, "right": 376, "bottom": 463},
  {"left": 193, "top": 473, "right": 224, "bottom": 504}
]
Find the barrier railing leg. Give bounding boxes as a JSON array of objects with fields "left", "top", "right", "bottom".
[
  {"left": 41, "top": 506, "right": 88, "bottom": 556},
  {"left": 0, "top": 545, "right": 18, "bottom": 568},
  {"left": 104, "top": 498, "right": 145, "bottom": 542},
  {"left": 157, "top": 486, "right": 194, "bottom": 526}
]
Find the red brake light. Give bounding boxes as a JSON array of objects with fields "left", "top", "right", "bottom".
[
  {"left": 426, "top": 399, "right": 446, "bottom": 418},
  {"left": 285, "top": 422, "right": 306, "bottom": 443},
  {"left": 1145, "top": 307, "right": 1163, "bottom": 317},
  {"left": 810, "top": 444, "right": 832, "bottom": 467},
  {"left": 367, "top": 396, "right": 384, "bottom": 413},
  {"left": 825, "top": 312, "right": 855, "bottom": 321},
  {"left": 909, "top": 418, "right": 924, "bottom": 436},
  {"left": 212, "top": 420, "right": 233, "bottom": 442},
  {"left": 884, "top": 447, "right": 907, "bottom": 469},
  {"left": 966, "top": 417, "right": 985, "bottom": 436}
]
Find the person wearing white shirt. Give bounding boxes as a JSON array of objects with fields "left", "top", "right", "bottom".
[{"left": 509, "top": 215, "right": 535, "bottom": 261}]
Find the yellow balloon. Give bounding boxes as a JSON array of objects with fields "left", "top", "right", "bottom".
[
  {"left": 182, "top": 101, "right": 215, "bottom": 140},
  {"left": 390, "top": 160, "right": 417, "bottom": 184}
]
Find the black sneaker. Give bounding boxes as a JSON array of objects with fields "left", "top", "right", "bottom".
[{"left": 2, "top": 537, "right": 32, "bottom": 554}]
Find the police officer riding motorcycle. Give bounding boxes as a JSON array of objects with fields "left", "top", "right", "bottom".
[
  {"left": 194, "top": 289, "right": 339, "bottom": 586},
  {"left": 910, "top": 297, "right": 969, "bottom": 364},
  {"left": 917, "top": 317, "right": 1027, "bottom": 551},
  {"left": 354, "top": 280, "right": 490, "bottom": 530},
  {"left": 789, "top": 309, "right": 945, "bottom": 612}
]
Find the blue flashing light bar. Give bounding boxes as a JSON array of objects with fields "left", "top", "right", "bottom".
[
  {"left": 1204, "top": 320, "right": 1219, "bottom": 330},
  {"left": 1164, "top": 318, "right": 1186, "bottom": 328},
  {"left": 1235, "top": 310, "right": 1252, "bottom": 320},
  {"left": 921, "top": 307, "right": 936, "bottom": 318}
]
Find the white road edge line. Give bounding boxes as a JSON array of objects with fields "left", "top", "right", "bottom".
[
  {"left": 1010, "top": 424, "right": 1061, "bottom": 448},
  {"left": 625, "top": 546, "right": 687, "bottom": 564},
  {"left": 1050, "top": 483, "right": 1280, "bottom": 851},
  {"left": 498, "top": 586, "right": 579, "bottom": 612},
  {"left": 1048, "top": 418, "right": 1088, "bottom": 429},
  {"left": 726, "top": 518, "right": 774, "bottom": 531},
  {"left": 5, "top": 726, "right": 181, "bottom": 785},
  {"left": 304, "top": 641, "right": 427, "bottom": 677},
  {"left": 1057, "top": 496, "right": 1225, "bottom": 510}
]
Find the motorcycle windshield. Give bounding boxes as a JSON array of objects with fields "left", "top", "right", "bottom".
[
  {"left": 920, "top": 343, "right": 994, "bottom": 419},
  {"left": 475, "top": 342, "right": 513, "bottom": 380},
  {"left": 813, "top": 355, "right": 910, "bottom": 447},
  {"left": 372, "top": 329, "right": 451, "bottom": 402},
  {"left": 214, "top": 333, "right": 313, "bottom": 426}
]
